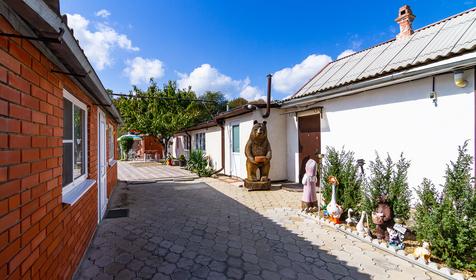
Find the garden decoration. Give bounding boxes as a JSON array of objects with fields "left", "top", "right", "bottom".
[
  {"left": 413, "top": 241, "right": 431, "bottom": 263},
  {"left": 301, "top": 159, "right": 318, "bottom": 212},
  {"left": 356, "top": 211, "right": 369, "bottom": 235},
  {"left": 326, "top": 176, "right": 343, "bottom": 224},
  {"left": 345, "top": 208, "right": 357, "bottom": 225},
  {"left": 244, "top": 120, "right": 272, "bottom": 190},
  {"left": 387, "top": 228, "right": 405, "bottom": 250},
  {"left": 371, "top": 195, "right": 394, "bottom": 240}
]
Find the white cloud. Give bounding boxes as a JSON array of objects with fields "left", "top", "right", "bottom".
[
  {"left": 66, "top": 13, "right": 139, "bottom": 70},
  {"left": 240, "top": 78, "right": 266, "bottom": 101},
  {"left": 95, "top": 9, "right": 111, "bottom": 18},
  {"left": 272, "top": 54, "right": 332, "bottom": 94},
  {"left": 177, "top": 64, "right": 264, "bottom": 100},
  {"left": 337, "top": 49, "right": 356, "bottom": 59},
  {"left": 123, "top": 57, "right": 165, "bottom": 85}
]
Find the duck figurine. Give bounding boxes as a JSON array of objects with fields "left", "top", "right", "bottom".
[
  {"left": 356, "top": 211, "right": 369, "bottom": 235},
  {"left": 326, "top": 176, "right": 343, "bottom": 224},
  {"left": 345, "top": 208, "right": 357, "bottom": 225}
]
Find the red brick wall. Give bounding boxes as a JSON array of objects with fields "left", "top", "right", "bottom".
[{"left": 0, "top": 15, "right": 118, "bottom": 279}]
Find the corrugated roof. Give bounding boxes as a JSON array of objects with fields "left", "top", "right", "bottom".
[{"left": 290, "top": 7, "right": 476, "bottom": 100}]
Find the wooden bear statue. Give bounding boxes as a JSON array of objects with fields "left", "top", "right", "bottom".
[{"left": 245, "top": 120, "right": 272, "bottom": 182}]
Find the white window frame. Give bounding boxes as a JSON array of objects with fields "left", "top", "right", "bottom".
[
  {"left": 194, "top": 132, "right": 206, "bottom": 152},
  {"left": 107, "top": 124, "right": 115, "bottom": 164},
  {"left": 183, "top": 135, "right": 190, "bottom": 151},
  {"left": 62, "top": 89, "right": 88, "bottom": 196}
]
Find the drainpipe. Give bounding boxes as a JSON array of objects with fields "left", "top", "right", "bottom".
[
  {"left": 213, "top": 120, "right": 225, "bottom": 175},
  {"left": 262, "top": 74, "right": 272, "bottom": 119},
  {"left": 474, "top": 66, "right": 476, "bottom": 179}
]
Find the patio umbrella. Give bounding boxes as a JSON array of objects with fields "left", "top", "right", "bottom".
[{"left": 117, "top": 134, "right": 142, "bottom": 141}]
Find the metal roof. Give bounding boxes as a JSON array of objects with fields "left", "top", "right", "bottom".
[{"left": 290, "top": 7, "right": 476, "bottom": 100}]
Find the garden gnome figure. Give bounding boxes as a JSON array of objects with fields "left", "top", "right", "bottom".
[{"left": 301, "top": 159, "right": 318, "bottom": 212}]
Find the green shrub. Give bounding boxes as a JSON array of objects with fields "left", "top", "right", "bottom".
[
  {"left": 118, "top": 136, "right": 134, "bottom": 160},
  {"left": 362, "top": 152, "right": 411, "bottom": 221},
  {"left": 187, "top": 149, "right": 213, "bottom": 177},
  {"left": 322, "top": 146, "right": 363, "bottom": 212},
  {"left": 414, "top": 142, "right": 476, "bottom": 270}
]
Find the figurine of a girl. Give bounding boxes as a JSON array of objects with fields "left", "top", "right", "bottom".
[{"left": 301, "top": 159, "right": 318, "bottom": 212}]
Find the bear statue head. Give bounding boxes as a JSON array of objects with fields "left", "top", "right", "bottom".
[{"left": 250, "top": 120, "right": 268, "bottom": 141}]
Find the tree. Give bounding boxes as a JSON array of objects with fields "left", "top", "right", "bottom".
[
  {"left": 322, "top": 147, "right": 362, "bottom": 213},
  {"left": 414, "top": 142, "right": 476, "bottom": 270},
  {"left": 228, "top": 97, "right": 248, "bottom": 109},
  {"left": 362, "top": 153, "right": 411, "bottom": 221},
  {"left": 196, "top": 91, "right": 228, "bottom": 122},
  {"left": 113, "top": 79, "right": 202, "bottom": 156}
]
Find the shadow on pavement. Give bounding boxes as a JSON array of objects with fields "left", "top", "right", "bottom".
[{"left": 74, "top": 181, "right": 371, "bottom": 280}]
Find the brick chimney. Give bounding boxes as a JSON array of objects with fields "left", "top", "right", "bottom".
[{"left": 395, "top": 5, "right": 415, "bottom": 40}]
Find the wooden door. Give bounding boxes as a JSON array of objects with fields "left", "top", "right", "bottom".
[{"left": 298, "top": 114, "right": 321, "bottom": 183}]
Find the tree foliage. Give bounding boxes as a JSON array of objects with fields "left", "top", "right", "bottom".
[
  {"left": 414, "top": 142, "right": 476, "bottom": 270},
  {"left": 228, "top": 97, "right": 248, "bottom": 109},
  {"left": 362, "top": 153, "right": 411, "bottom": 221},
  {"left": 113, "top": 80, "right": 203, "bottom": 155},
  {"left": 322, "top": 147, "right": 363, "bottom": 213}
]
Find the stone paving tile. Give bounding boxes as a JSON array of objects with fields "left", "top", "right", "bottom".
[{"left": 74, "top": 176, "right": 445, "bottom": 280}]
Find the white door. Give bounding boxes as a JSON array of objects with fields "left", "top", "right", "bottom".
[
  {"left": 230, "top": 124, "right": 241, "bottom": 177},
  {"left": 98, "top": 110, "right": 108, "bottom": 221}
]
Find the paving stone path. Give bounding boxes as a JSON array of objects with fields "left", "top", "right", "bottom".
[
  {"left": 117, "top": 161, "right": 196, "bottom": 182},
  {"left": 74, "top": 177, "right": 446, "bottom": 280}
]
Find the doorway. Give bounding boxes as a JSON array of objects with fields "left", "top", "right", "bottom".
[
  {"left": 230, "top": 124, "right": 241, "bottom": 177},
  {"left": 298, "top": 114, "right": 321, "bottom": 184},
  {"left": 97, "top": 110, "right": 108, "bottom": 222}
]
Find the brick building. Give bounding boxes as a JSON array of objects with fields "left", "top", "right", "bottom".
[{"left": 0, "top": 0, "right": 121, "bottom": 279}]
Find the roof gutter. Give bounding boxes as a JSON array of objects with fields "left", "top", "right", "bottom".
[
  {"left": 282, "top": 51, "right": 476, "bottom": 109},
  {"left": 9, "top": 0, "right": 122, "bottom": 124}
]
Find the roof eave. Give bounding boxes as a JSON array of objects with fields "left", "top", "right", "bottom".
[{"left": 4, "top": 0, "right": 123, "bottom": 124}]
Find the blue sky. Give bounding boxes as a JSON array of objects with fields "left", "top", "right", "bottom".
[{"left": 61, "top": 0, "right": 475, "bottom": 100}]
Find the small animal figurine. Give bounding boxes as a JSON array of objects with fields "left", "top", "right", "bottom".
[
  {"left": 371, "top": 195, "right": 394, "bottom": 240},
  {"left": 301, "top": 159, "right": 318, "bottom": 212},
  {"left": 387, "top": 228, "right": 405, "bottom": 250},
  {"left": 345, "top": 209, "right": 357, "bottom": 225},
  {"left": 356, "top": 211, "right": 368, "bottom": 235},
  {"left": 326, "top": 176, "right": 343, "bottom": 224},
  {"left": 413, "top": 242, "right": 431, "bottom": 263}
]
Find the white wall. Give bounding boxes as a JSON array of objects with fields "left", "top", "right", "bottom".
[
  {"left": 286, "top": 70, "right": 475, "bottom": 191},
  {"left": 187, "top": 127, "right": 222, "bottom": 170},
  {"left": 224, "top": 108, "right": 287, "bottom": 181}
]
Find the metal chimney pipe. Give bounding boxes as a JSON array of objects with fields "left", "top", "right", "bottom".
[{"left": 262, "top": 74, "right": 272, "bottom": 118}]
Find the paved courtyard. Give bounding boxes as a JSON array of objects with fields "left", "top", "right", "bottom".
[
  {"left": 74, "top": 176, "right": 446, "bottom": 280},
  {"left": 118, "top": 161, "right": 197, "bottom": 182}
]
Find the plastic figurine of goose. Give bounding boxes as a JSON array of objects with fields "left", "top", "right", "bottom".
[
  {"left": 326, "top": 176, "right": 343, "bottom": 224},
  {"left": 356, "top": 211, "right": 369, "bottom": 235},
  {"left": 345, "top": 209, "right": 357, "bottom": 225}
]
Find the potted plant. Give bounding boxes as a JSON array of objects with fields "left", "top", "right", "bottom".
[{"left": 179, "top": 155, "right": 187, "bottom": 167}]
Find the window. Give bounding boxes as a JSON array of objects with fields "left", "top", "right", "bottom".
[
  {"left": 232, "top": 125, "right": 240, "bottom": 153},
  {"left": 183, "top": 135, "right": 190, "bottom": 151},
  {"left": 62, "top": 91, "right": 88, "bottom": 194},
  {"left": 107, "top": 125, "right": 115, "bottom": 163},
  {"left": 194, "top": 133, "right": 205, "bottom": 151}
]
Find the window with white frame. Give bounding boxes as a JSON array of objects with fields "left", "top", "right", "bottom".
[
  {"left": 107, "top": 125, "right": 115, "bottom": 163},
  {"left": 194, "top": 133, "right": 205, "bottom": 151},
  {"left": 183, "top": 135, "right": 190, "bottom": 151},
  {"left": 62, "top": 91, "right": 88, "bottom": 194}
]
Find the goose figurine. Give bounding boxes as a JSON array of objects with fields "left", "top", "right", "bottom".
[
  {"left": 326, "top": 176, "right": 343, "bottom": 224},
  {"left": 356, "top": 211, "right": 369, "bottom": 235},
  {"left": 345, "top": 208, "right": 357, "bottom": 225}
]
